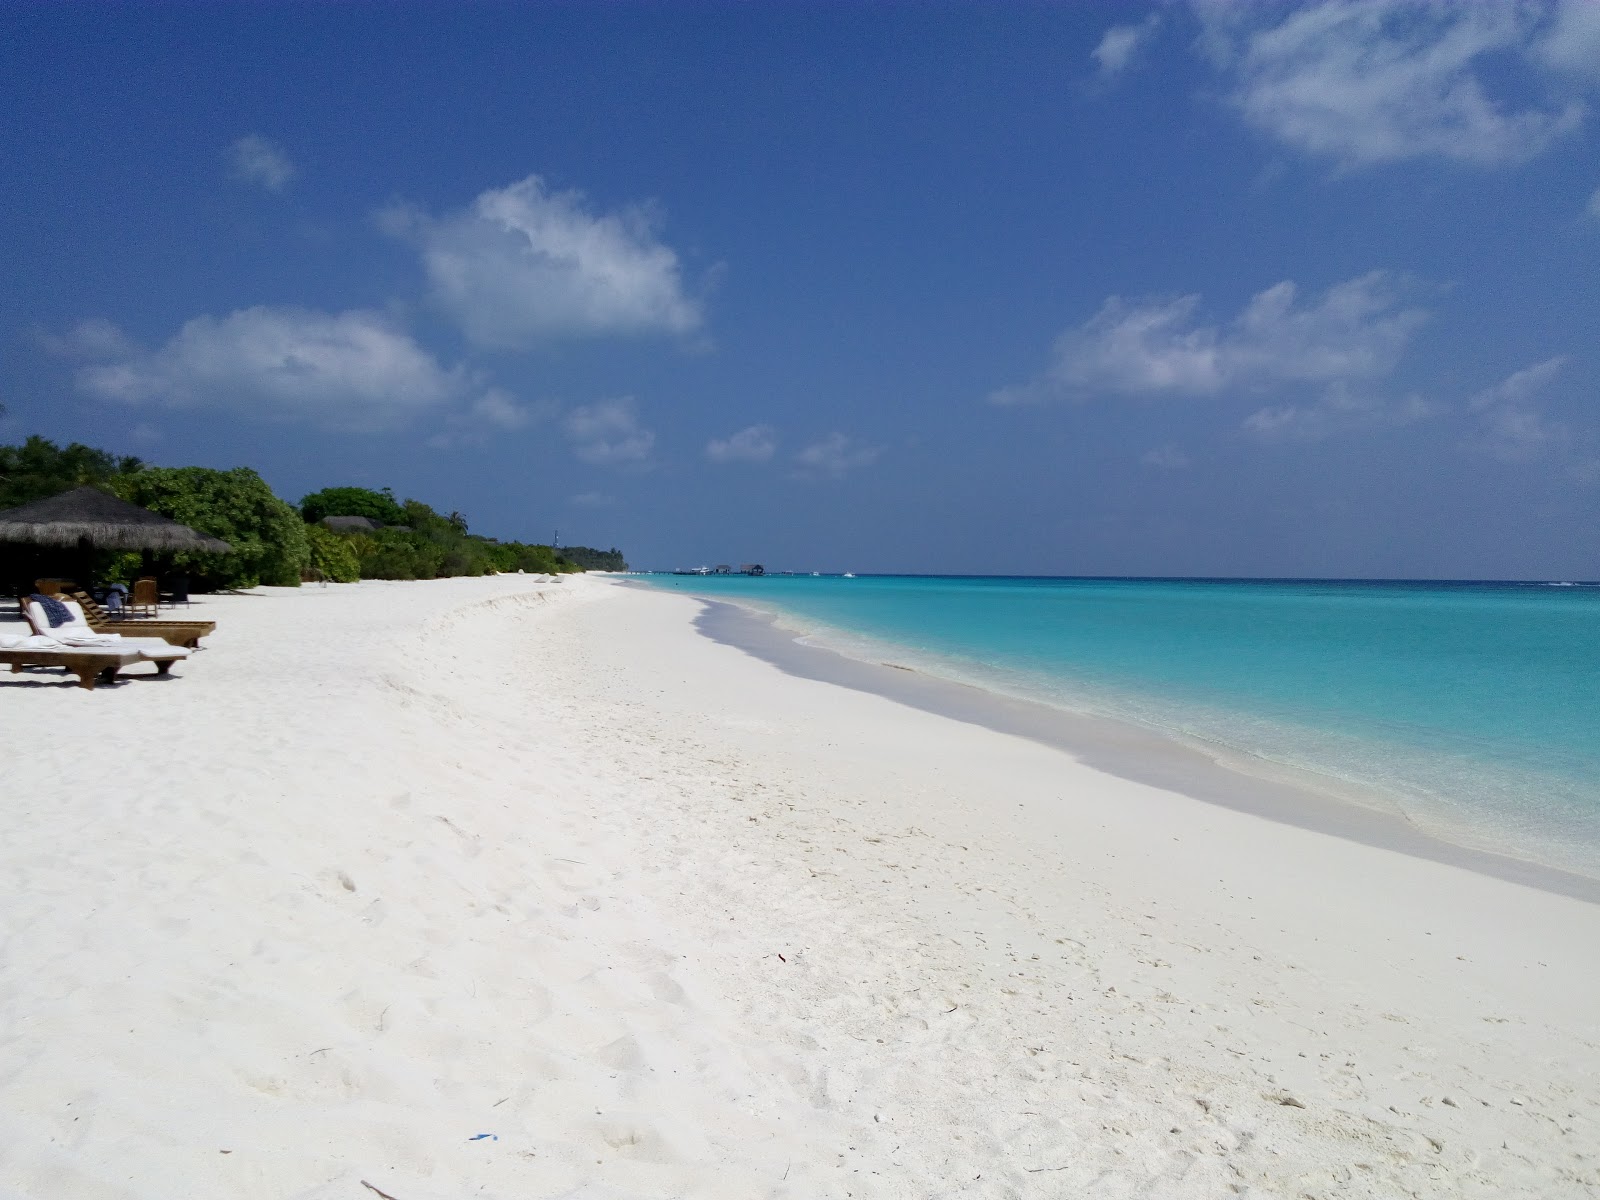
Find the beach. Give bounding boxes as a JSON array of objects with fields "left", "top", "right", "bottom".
[{"left": 2, "top": 573, "right": 1596, "bottom": 1198}]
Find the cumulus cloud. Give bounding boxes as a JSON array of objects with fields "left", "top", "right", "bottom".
[
  {"left": 385, "top": 175, "right": 701, "bottom": 349},
  {"left": 72, "top": 307, "right": 465, "bottom": 432},
  {"left": 793, "top": 432, "right": 880, "bottom": 478},
  {"left": 565, "top": 398, "right": 654, "bottom": 465},
  {"left": 1093, "top": 14, "right": 1161, "bottom": 76},
  {"left": 993, "top": 271, "right": 1427, "bottom": 404},
  {"left": 705, "top": 424, "right": 777, "bottom": 463},
  {"left": 228, "top": 135, "right": 296, "bottom": 191},
  {"left": 1141, "top": 443, "right": 1192, "bottom": 469},
  {"left": 1198, "top": 0, "right": 1591, "bottom": 169},
  {"left": 1242, "top": 382, "right": 1440, "bottom": 441}
]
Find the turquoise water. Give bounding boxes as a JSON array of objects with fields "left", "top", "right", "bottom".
[{"left": 641, "top": 574, "right": 1600, "bottom": 877}]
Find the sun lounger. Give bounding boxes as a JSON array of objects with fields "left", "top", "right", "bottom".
[
  {"left": 21, "top": 600, "right": 194, "bottom": 666},
  {"left": 68, "top": 590, "right": 215, "bottom": 649},
  {"left": 0, "top": 633, "right": 184, "bottom": 689}
]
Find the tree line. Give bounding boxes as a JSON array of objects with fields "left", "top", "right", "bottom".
[{"left": 0, "top": 435, "right": 627, "bottom": 592}]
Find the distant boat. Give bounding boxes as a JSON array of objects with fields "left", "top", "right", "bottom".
[
  {"left": 843, "top": 572, "right": 856, "bottom": 578},
  {"left": 810, "top": 571, "right": 820, "bottom": 577}
]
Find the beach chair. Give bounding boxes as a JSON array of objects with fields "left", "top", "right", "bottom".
[
  {"left": 34, "top": 579, "right": 75, "bottom": 598},
  {"left": 21, "top": 597, "right": 192, "bottom": 671},
  {"left": 68, "top": 590, "right": 215, "bottom": 649},
  {"left": 129, "top": 577, "right": 160, "bottom": 617},
  {"left": 0, "top": 642, "right": 173, "bottom": 689}
]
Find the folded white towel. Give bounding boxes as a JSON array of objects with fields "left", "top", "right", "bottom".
[
  {"left": 59, "top": 632, "right": 122, "bottom": 647},
  {"left": 1, "top": 634, "right": 70, "bottom": 651}
]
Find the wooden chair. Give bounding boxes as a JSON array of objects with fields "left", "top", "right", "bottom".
[
  {"left": 13, "top": 598, "right": 192, "bottom": 684},
  {"left": 34, "top": 579, "right": 75, "bottom": 598},
  {"left": 69, "top": 591, "right": 215, "bottom": 649},
  {"left": 129, "top": 577, "right": 160, "bottom": 617}
]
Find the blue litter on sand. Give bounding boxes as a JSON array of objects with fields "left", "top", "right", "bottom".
[{"left": 469, "top": 1134, "right": 497, "bottom": 1141}]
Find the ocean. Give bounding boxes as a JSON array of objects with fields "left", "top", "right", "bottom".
[{"left": 639, "top": 574, "right": 1600, "bottom": 880}]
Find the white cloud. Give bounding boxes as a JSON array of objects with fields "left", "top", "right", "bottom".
[
  {"left": 1093, "top": 14, "right": 1161, "bottom": 76},
  {"left": 1466, "top": 356, "right": 1577, "bottom": 464},
  {"left": 37, "top": 317, "right": 137, "bottom": 360},
  {"left": 1469, "top": 355, "right": 1568, "bottom": 410},
  {"left": 74, "top": 307, "right": 465, "bottom": 432},
  {"left": 1587, "top": 186, "right": 1600, "bottom": 220},
  {"left": 1242, "top": 382, "right": 1440, "bottom": 440},
  {"left": 1477, "top": 403, "right": 1567, "bottom": 462},
  {"left": 793, "top": 432, "right": 880, "bottom": 478},
  {"left": 570, "top": 491, "right": 617, "bottom": 508},
  {"left": 565, "top": 397, "right": 654, "bottom": 465},
  {"left": 1141, "top": 443, "right": 1191, "bottom": 468},
  {"left": 470, "top": 387, "right": 535, "bottom": 429},
  {"left": 706, "top": 423, "right": 777, "bottom": 463},
  {"left": 1533, "top": 0, "right": 1600, "bottom": 77},
  {"left": 228, "top": 135, "right": 296, "bottom": 191},
  {"left": 387, "top": 175, "right": 701, "bottom": 348},
  {"left": 994, "top": 271, "right": 1427, "bottom": 404},
  {"left": 1199, "top": 1, "right": 1590, "bottom": 169}
]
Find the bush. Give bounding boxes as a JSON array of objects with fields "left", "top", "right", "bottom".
[
  {"left": 300, "top": 485, "right": 407, "bottom": 526},
  {"left": 305, "top": 523, "right": 360, "bottom": 583},
  {"left": 113, "top": 467, "right": 309, "bottom": 589}
]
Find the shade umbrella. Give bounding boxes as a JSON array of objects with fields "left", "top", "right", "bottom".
[{"left": 0, "top": 486, "right": 231, "bottom": 553}]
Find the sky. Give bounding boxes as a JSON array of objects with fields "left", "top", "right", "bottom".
[{"left": 3, "top": 1, "right": 1599, "bottom": 577}]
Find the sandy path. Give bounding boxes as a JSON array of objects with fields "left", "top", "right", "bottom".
[{"left": 1, "top": 575, "right": 1595, "bottom": 1199}]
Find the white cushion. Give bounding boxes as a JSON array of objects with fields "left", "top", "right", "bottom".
[
  {"left": 26, "top": 599, "right": 96, "bottom": 638},
  {"left": 137, "top": 644, "right": 191, "bottom": 660}
]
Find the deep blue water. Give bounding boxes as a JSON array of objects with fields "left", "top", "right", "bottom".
[{"left": 641, "top": 574, "right": 1600, "bottom": 876}]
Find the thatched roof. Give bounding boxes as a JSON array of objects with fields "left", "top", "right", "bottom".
[
  {"left": 0, "top": 486, "right": 232, "bottom": 552},
  {"left": 321, "top": 514, "right": 379, "bottom": 532}
]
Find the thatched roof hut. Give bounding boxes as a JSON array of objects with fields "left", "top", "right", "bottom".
[
  {"left": 321, "top": 515, "right": 380, "bottom": 533},
  {"left": 0, "top": 486, "right": 232, "bottom": 552}
]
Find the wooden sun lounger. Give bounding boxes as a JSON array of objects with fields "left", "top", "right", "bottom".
[
  {"left": 69, "top": 591, "right": 216, "bottom": 649},
  {"left": 0, "top": 647, "right": 174, "bottom": 690}
]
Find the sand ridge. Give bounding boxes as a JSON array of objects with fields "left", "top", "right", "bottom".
[{"left": 1, "top": 574, "right": 1596, "bottom": 1198}]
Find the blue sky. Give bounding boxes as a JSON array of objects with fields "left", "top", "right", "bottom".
[{"left": 4, "top": 1, "right": 1598, "bottom": 576}]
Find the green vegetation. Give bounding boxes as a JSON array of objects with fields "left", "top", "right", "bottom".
[
  {"left": 330, "top": 498, "right": 580, "bottom": 580},
  {"left": 554, "top": 545, "right": 627, "bottom": 572},
  {"left": 113, "top": 467, "right": 311, "bottom": 589},
  {"left": 305, "top": 523, "right": 361, "bottom": 583},
  {"left": 0, "top": 435, "right": 144, "bottom": 510},
  {"left": 0, "top": 435, "right": 626, "bottom": 591},
  {"left": 299, "top": 485, "right": 407, "bottom": 527}
]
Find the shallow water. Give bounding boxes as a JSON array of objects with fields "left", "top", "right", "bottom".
[{"left": 640, "top": 575, "right": 1600, "bottom": 878}]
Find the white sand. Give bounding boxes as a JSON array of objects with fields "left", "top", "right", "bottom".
[{"left": 1, "top": 574, "right": 1596, "bottom": 1199}]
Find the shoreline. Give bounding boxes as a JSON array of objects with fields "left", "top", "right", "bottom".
[{"left": 674, "top": 588, "right": 1600, "bottom": 905}]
